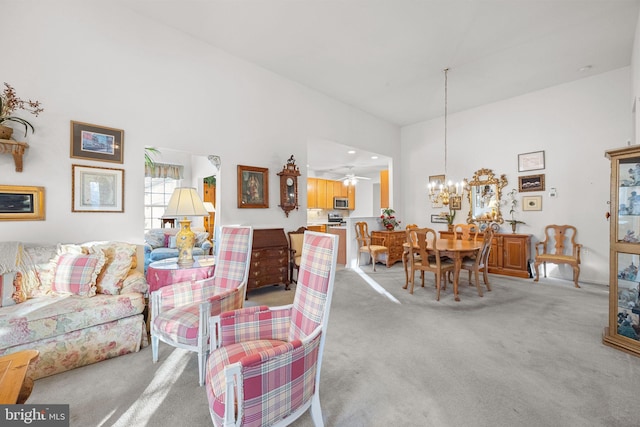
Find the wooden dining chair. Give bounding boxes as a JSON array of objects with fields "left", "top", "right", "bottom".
[
  {"left": 355, "top": 221, "right": 388, "bottom": 271},
  {"left": 287, "top": 226, "right": 307, "bottom": 284},
  {"left": 407, "top": 227, "right": 455, "bottom": 300},
  {"left": 453, "top": 223, "right": 479, "bottom": 241},
  {"left": 461, "top": 228, "right": 494, "bottom": 296},
  {"left": 534, "top": 224, "right": 582, "bottom": 288}
]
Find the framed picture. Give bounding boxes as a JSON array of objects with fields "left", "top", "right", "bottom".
[
  {"left": 518, "top": 150, "right": 545, "bottom": 172},
  {"left": 522, "top": 195, "right": 542, "bottom": 211},
  {"left": 429, "top": 175, "right": 445, "bottom": 208},
  {"left": 237, "top": 165, "right": 269, "bottom": 208},
  {"left": 0, "top": 185, "right": 45, "bottom": 221},
  {"left": 70, "top": 121, "right": 124, "bottom": 163},
  {"left": 450, "top": 196, "right": 462, "bottom": 210},
  {"left": 518, "top": 174, "right": 545, "bottom": 192},
  {"left": 431, "top": 214, "right": 449, "bottom": 224},
  {"left": 429, "top": 174, "right": 445, "bottom": 187},
  {"left": 72, "top": 164, "right": 124, "bottom": 212}
]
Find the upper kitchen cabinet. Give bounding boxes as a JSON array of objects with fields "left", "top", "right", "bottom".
[
  {"left": 380, "top": 169, "right": 389, "bottom": 209},
  {"left": 307, "top": 177, "right": 355, "bottom": 210}
]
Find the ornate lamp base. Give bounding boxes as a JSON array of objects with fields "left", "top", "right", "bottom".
[{"left": 176, "top": 218, "right": 196, "bottom": 267}]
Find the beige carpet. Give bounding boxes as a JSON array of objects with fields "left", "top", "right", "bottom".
[{"left": 28, "top": 265, "right": 640, "bottom": 426}]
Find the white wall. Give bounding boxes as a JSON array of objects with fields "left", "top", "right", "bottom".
[
  {"left": 0, "top": 1, "right": 399, "bottom": 245},
  {"left": 401, "top": 68, "right": 632, "bottom": 285}
]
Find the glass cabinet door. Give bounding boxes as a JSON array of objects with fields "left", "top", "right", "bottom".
[{"left": 604, "top": 146, "right": 640, "bottom": 356}]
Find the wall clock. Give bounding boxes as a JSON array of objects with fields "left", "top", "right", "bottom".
[{"left": 277, "top": 155, "right": 301, "bottom": 217}]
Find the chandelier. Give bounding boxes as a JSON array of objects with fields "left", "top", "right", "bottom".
[{"left": 428, "top": 68, "right": 467, "bottom": 206}]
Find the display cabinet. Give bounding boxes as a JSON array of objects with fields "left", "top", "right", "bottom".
[{"left": 603, "top": 146, "right": 640, "bottom": 357}]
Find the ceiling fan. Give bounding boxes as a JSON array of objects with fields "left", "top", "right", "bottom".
[{"left": 337, "top": 167, "right": 371, "bottom": 185}]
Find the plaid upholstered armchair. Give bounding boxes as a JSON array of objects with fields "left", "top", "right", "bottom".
[
  {"left": 150, "top": 226, "right": 253, "bottom": 386},
  {"left": 204, "top": 231, "right": 338, "bottom": 427}
]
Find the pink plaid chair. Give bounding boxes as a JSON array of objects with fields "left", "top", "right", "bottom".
[
  {"left": 205, "top": 231, "right": 338, "bottom": 427},
  {"left": 151, "top": 225, "right": 253, "bottom": 386}
]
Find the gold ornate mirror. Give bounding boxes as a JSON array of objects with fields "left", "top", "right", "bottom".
[{"left": 466, "top": 168, "right": 508, "bottom": 224}]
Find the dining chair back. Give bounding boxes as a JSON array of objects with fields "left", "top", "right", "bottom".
[
  {"left": 453, "top": 223, "right": 479, "bottom": 241},
  {"left": 534, "top": 224, "right": 582, "bottom": 288},
  {"left": 287, "top": 226, "right": 307, "bottom": 283},
  {"left": 408, "top": 227, "right": 455, "bottom": 300},
  {"left": 461, "top": 228, "right": 494, "bottom": 296},
  {"left": 355, "top": 221, "right": 388, "bottom": 271}
]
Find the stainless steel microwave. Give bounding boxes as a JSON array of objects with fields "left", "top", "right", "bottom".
[{"left": 334, "top": 197, "right": 349, "bottom": 210}]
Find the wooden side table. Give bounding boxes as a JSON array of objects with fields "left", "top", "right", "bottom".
[{"left": 0, "top": 350, "right": 39, "bottom": 404}]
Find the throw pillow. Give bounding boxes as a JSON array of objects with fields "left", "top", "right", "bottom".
[
  {"left": 84, "top": 242, "right": 136, "bottom": 295},
  {"left": 144, "top": 230, "right": 165, "bottom": 249},
  {"left": 120, "top": 270, "right": 149, "bottom": 295},
  {"left": 40, "top": 244, "right": 86, "bottom": 293},
  {"left": 195, "top": 232, "right": 209, "bottom": 247},
  {"left": 168, "top": 236, "right": 177, "bottom": 249},
  {"left": 51, "top": 252, "right": 106, "bottom": 297}
]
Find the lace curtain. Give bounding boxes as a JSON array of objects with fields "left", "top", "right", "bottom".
[{"left": 145, "top": 163, "right": 184, "bottom": 179}]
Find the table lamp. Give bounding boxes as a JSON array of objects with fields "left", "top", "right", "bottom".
[{"left": 163, "top": 187, "right": 209, "bottom": 267}]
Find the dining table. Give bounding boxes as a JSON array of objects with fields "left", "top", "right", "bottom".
[{"left": 402, "top": 238, "right": 483, "bottom": 301}]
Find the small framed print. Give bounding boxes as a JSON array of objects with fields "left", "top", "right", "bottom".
[
  {"left": 518, "top": 174, "right": 545, "bottom": 192},
  {"left": 70, "top": 121, "right": 124, "bottom": 163},
  {"left": 431, "top": 214, "right": 449, "bottom": 224},
  {"left": 450, "top": 196, "right": 462, "bottom": 210},
  {"left": 522, "top": 195, "right": 542, "bottom": 211},
  {"left": 518, "top": 150, "right": 545, "bottom": 172},
  {"left": 0, "top": 185, "right": 45, "bottom": 221},
  {"left": 72, "top": 164, "right": 124, "bottom": 212},
  {"left": 237, "top": 165, "right": 269, "bottom": 208},
  {"left": 429, "top": 174, "right": 445, "bottom": 187}
]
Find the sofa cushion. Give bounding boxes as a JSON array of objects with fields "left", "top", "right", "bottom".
[
  {"left": 0, "top": 292, "right": 146, "bottom": 349},
  {"left": 51, "top": 252, "right": 105, "bottom": 297}
]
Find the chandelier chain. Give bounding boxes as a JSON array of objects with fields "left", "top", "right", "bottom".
[{"left": 444, "top": 67, "right": 448, "bottom": 177}]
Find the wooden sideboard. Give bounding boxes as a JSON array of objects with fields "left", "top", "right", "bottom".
[
  {"left": 371, "top": 230, "right": 406, "bottom": 267},
  {"left": 439, "top": 231, "right": 531, "bottom": 278},
  {"left": 248, "top": 228, "right": 289, "bottom": 293}
]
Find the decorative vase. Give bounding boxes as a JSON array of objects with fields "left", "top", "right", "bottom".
[
  {"left": 511, "top": 222, "right": 517, "bottom": 233},
  {"left": 448, "top": 224, "right": 454, "bottom": 232},
  {"left": 176, "top": 218, "right": 196, "bottom": 267},
  {"left": 0, "top": 125, "right": 13, "bottom": 140}
]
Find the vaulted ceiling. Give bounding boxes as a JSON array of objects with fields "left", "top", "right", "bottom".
[{"left": 122, "top": 0, "right": 640, "bottom": 176}]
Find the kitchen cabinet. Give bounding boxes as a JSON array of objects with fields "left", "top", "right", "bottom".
[
  {"left": 327, "top": 227, "right": 347, "bottom": 265},
  {"left": 307, "top": 177, "right": 355, "bottom": 210},
  {"left": 380, "top": 169, "right": 389, "bottom": 209},
  {"left": 347, "top": 183, "right": 356, "bottom": 210},
  {"left": 440, "top": 231, "right": 531, "bottom": 278},
  {"left": 603, "top": 145, "right": 640, "bottom": 357},
  {"left": 307, "top": 178, "right": 318, "bottom": 208}
]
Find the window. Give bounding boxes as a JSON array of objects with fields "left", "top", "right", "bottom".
[{"left": 144, "top": 177, "right": 179, "bottom": 230}]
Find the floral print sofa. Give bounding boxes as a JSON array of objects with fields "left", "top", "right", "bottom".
[{"left": 0, "top": 241, "right": 148, "bottom": 380}]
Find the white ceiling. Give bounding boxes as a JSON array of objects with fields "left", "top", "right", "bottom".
[{"left": 122, "top": 0, "right": 640, "bottom": 177}]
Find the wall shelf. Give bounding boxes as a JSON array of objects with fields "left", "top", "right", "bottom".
[{"left": 0, "top": 139, "right": 29, "bottom": 172}]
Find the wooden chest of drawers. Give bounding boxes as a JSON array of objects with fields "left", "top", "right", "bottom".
[
  {"left": 439, "top": 231, "right": 531, "bottom": 278},
  {"left": 248, "top": 228, "right": 289, "bottom": 293},
  {"left": 371, "top": 230, "right": 406, "bottom": 267}
]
